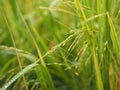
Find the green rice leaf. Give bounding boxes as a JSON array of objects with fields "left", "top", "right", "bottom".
[{"left": 2, "top": 63, "right": 38, "bottom": 90}]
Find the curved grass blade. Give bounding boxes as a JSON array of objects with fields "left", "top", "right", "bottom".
[
  {"left": 0, "top": 45, "right": 37, "bottom": 63},
  {"left": 2, "top": 63, "right": 38, "bottom": 90},
  {"left": 107, "top": 13, "right": 120, "bottom": 62}
]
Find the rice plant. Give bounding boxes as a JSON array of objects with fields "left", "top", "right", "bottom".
[{"left": 0, "top": 0, "right": 120, "bottom": 90}]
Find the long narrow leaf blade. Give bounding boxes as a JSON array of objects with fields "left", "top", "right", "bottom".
[{"left": 2, "top": 63, "right": 38, "bottom": 90}]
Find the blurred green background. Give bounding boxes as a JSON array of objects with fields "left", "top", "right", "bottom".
[{"left": 0, "top": 0, "right": 120, "bottom": 90}]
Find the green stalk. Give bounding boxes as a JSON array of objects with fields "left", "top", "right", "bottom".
[
  {"left": 74, "top": 0, "right": 104, "bottom": 90},
  {"left": 102, "top": 0, "right": 111, "bottom": 89}
]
